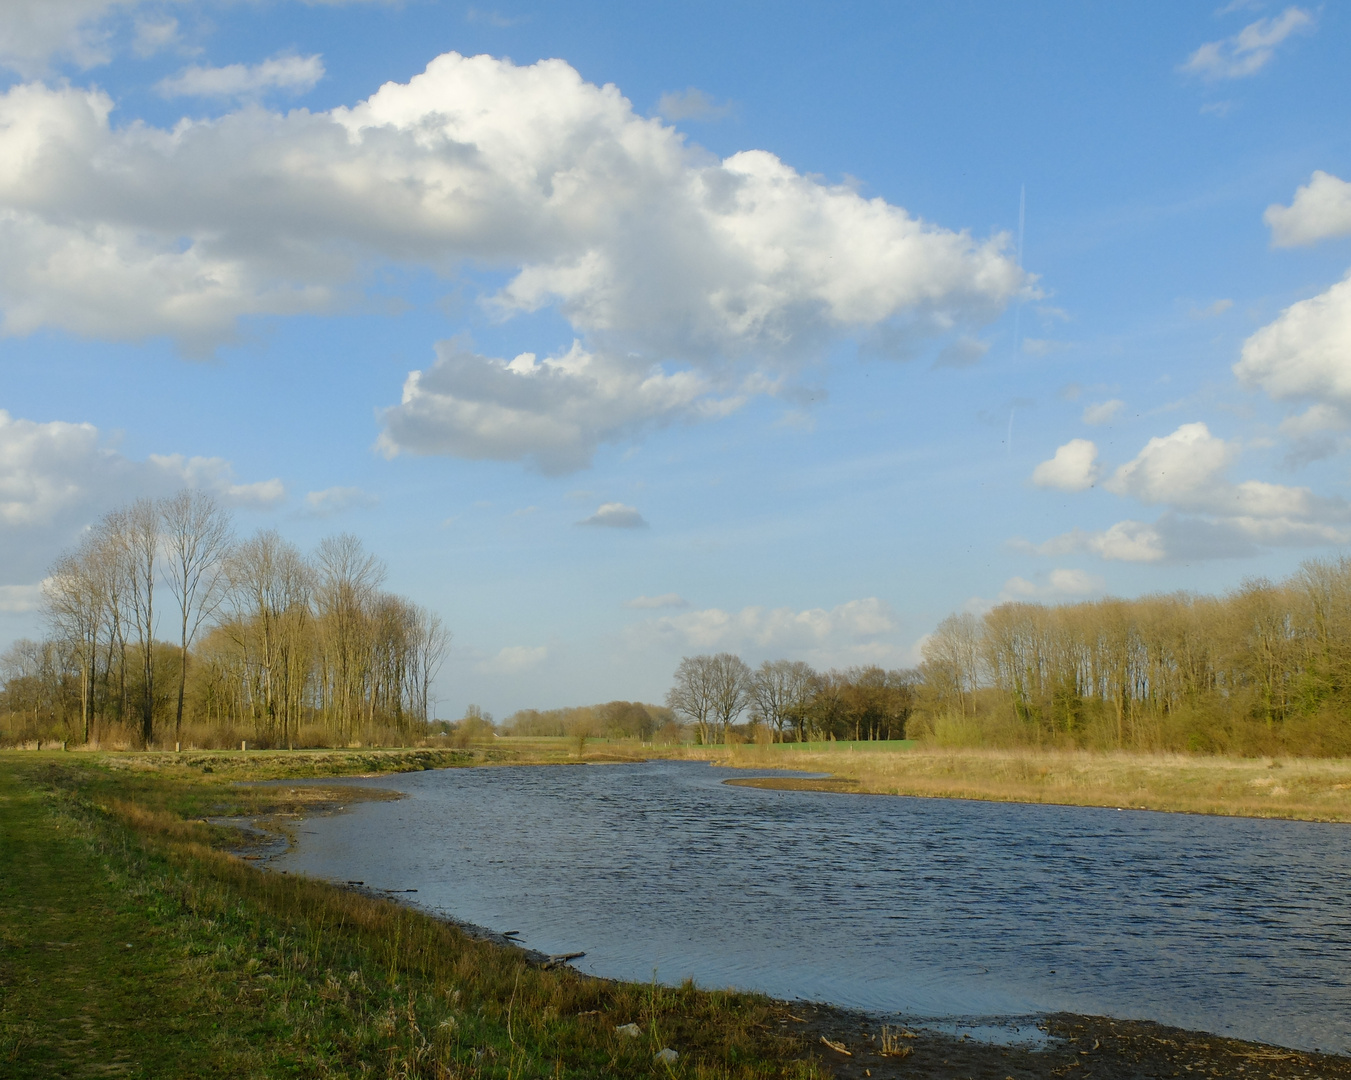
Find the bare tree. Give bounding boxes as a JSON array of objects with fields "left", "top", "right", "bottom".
[
  {"left": 227, "top": 530, "right": 313, "bottom": 748},
  {"left": 161, "top": 490, "right": 234, "bottom": 741},
  {"left": 708, "top": 653, "right": 752, "bottom": 743},
  {"left": 666, "top": 655, "right": 719, "bottom": 744},
  {"left": 314, "top": 533, "right": 385, "bottom": 742},
  {"left": 922, "top": 612, "right": 983, "bottom": 717},
  {"left": 406, "top": 605, "right": 450, "bottom": 726},
  {"left": 121, "top": 499, "right": 161, "bottom": 746},
  {"left": 750, "top": 659, "right": 816, "bottom": 741},
  {"left": 43, "top": 541, "right": 104, "bottom": 743}
]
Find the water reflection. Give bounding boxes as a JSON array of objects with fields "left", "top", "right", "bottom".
[{"left": 271, "top": 760, "right": 1351, "bottom": 1052}]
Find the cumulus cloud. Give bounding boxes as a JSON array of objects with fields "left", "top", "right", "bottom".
[
  {"left": 999, "top": 568, "right": 1105, "bottom": 602},
  {"left": 625, "top": 593, "right": 687, "bottom": 609},
  {"left": 0, "top": 408, "right": 283, "bottom": 582},
  {"left": 1265, "top": 171, "right": 1351, "bottom": 247},
  {"left": 157, "top": 53, "right": 325, "bottom": 99},
  {"left": 477, "top": 644, "right": 547, "bottom": 674},
  {"left": 304, "top": 485, "right": 376, "bottom": 515},
  {"left": 1024, "top": 422, "right": 1351, "bottom": 562},
  {"left": 577, "top": 502, "right": 647, "bottom": 528},
  {"left": 1031, "top": 438, "right": 1100, "bottom": 491},
  {"left": 628, "top": 597, "right": 902, "bottom": 666},
  {"left": 1234, "top": 271, "right": 1351, "bottom": 417},
  {"left": 378, "top": 341, "right": 743, "bottom": 473},
  {"left": 1182, "top": 7, "right": 1314, "bottom": 80},
  {"left": 0, "top": 52, "right": 1026, "bottom": 461},
  {"left": 655, "top": 88, "right": 733, "bottom": 122},
  {"left": 1024, "top": 520, "right": 1168, "bottom": 563}
]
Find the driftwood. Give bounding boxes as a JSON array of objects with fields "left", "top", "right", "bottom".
[{"left": 820, "top": 1037, "right": 851, "bottom": 1055}]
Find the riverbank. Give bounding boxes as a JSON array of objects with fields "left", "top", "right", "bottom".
[
  {"left": 3, "top": 748, "right": 1349, "bottom": 1078},
  {"left": 691, "top": 742, "right": 1351, "bottom": 822}
]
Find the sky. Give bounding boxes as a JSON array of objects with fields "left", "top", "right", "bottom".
[{"left": 1, "top": 1, "right": 1350, "bottom": 720}]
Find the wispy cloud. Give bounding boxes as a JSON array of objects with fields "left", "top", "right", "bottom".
[
  {"left": 1182, "top": 7, "right": 1313, "bottom": 80},
  {"left": 625, "top": 593, "right": 687, "bottom": 610},
  {"left": 577, "top": 502, "right": 648, "bottom": 528},
  {"left": 465, "top": 8, "right": 527, "bottom": 28},
  {"left": 304, "top": 486, "right": 376, "bottom": 516},
  {"left": 476, "top": 645, "right": 547, "bottom": 674},
  {"left": 157, "top": 53, "right": 324, "bottom": 98},
  {"left": 655, "top": 87, "right": 733, "bottom": 122}
]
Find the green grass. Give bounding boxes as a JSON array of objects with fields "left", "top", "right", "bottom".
[{"left": 0, "top": 752, "right": 821, "bottom": 1079}]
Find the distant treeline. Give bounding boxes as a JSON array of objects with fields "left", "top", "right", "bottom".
[
  {"left": 1, "top": 493, "right": 448, "bottom": 749},
  {"left": 503, "top": 701, "right": 678, "bottom": 742},
  {"left": 917, "top": 555, "right": 1351, "bottom": 756},
  {"left": 665, "top": 654, "right": 915, "bottom": 744}
]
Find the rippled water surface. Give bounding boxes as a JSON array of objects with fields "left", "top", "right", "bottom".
[{"left": 271, "top": 760, "right": 1351, "bottom": 1052}]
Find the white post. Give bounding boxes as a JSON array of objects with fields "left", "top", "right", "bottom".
[{"left": 241, "top": 740, "right": 247, "bottom": 752}]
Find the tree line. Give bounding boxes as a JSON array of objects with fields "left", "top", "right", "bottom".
[
  {"left": 1, "top": 492, "right": 449, "bottom": 749},
  {"left": 502, "top": 701, "right": 678, "bottom": 742},
  {"left": 665, "top": 654, "right": 916, "bottom": 744},
  {"left": 917, "top": 555, "right": 1351, "bottom": 755}
]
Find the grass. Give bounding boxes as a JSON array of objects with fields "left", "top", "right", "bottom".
[
  {"left": 0, "top": 750, "right": 821, "bottom": 1079},
  {"left": 703, "top": 743, "right": 1351, "bottom": 822}
]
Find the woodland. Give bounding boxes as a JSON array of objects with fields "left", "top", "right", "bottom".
[
  {"left": 6, "top": 491, "right": 1351, "bottom": 758},
  {"left": 0, "top": 492, "right": 448, "bottom": 749}
]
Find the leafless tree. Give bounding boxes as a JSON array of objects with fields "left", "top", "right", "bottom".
[
  {"left": 121, "top": 498, "right": 161, "bottom": 746},
  {"left": 666, "top": 655, "right": 719, "bottom": 744},
  {"left": 161, "top": 490, "right": 234, "bottom": 741},
  {"left": 43, "top": 542, "right": 104, "bottom": 743},
  {"left": 750, "top": 659, "right": 816, "bottom": 741}
]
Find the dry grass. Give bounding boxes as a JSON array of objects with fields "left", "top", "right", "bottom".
[{"left": 694, "top": 743, "right": 1351, "bottom": 822}]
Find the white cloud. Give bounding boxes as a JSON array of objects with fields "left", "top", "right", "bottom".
[
  {"left": 1031, "top": 438, "right": 1100, "bottom": 492},
  {"left": 477, "top": 645, "right": 547, "bottom": 674},
  {"left": 1234, "top": 271, "right": 1351, "bottom": 415},
  {"left": 1182, "top": 7, "right": 1314, "bottom": 80},
  {"left": 0, "top": 582, "right": 45, "bottom": 613},
  {"left": 626, "top": 593, "right": 687, "bottom": 609},
  {"left": 1024, "top": 422, "right": 1351, "bottom": 562},
  {"left": 0, "top": 53, "right": 1026, "bottom": 460},
  {"left": 655, "top": 88, "right": 732, "bottom": 122},
  {"left": 0, "top": 409, "right": 283, "bottom": 583},
  {"left": 628, "top": 597, "right": 900, "bottom": 667},
  {"left": 304, "top": 485, "right": 376, "bottom": 515},
  {"left": 0, "top": 0, "right": 138, "bottom": 74},
  {"left": 999, "top": 568, "right": 1105, "bottom": 602},
  {"left": 1103, "top": 422, "right": 1236, "bottom": 508},
  {"left": 577, "top": 502, "right": 647, "bottom": 528},
  {"left": 1081, "top": 399, "right": 1123, "bottom": 425},
  {"left": 0, "top": 1, "right": 389, "bottom": 74},
  {"left": 157, "top": 54, "right": 325, "bottom": 99},
  {"left": 1023, "top": 521, "right": 1168, "bottom": 563},
  {"left": 131, "top": 15, "right": 179, "bottom": 57},
  {"left": 377, "top": 341, "right": 745, "bottom": 473},
  {"left": 1265, "top": 171, "right": 1351, "bottom": 247}
]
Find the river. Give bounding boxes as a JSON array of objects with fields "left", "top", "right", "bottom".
[{"left": 270, "top": 759, "right": 1351, "bottom": 1052}]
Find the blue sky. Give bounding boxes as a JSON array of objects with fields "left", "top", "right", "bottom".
[{"left": 2, "top": 1, "right": 1350, "bottom": 719}]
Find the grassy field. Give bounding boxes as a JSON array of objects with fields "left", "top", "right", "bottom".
[
  {"left": 0, "top": 749, "right": 822, "bottom": 1079},
  {"left": 698, "top": 742, "right": 1351, "bottom": 822}
]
